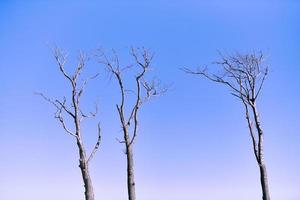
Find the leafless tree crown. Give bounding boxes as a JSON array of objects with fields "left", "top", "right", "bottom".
[
  {"left": 97, "top": 47, "right": 167, "bottom": 145},
  {"left": 183, "top": 51, "right": 268, "bottom": 105},
  {"left": 37, "top": 48, "right": 101, "bottom": 163}
]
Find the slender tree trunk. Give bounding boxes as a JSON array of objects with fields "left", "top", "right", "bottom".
[
  {"left": 257, "top": 132, "right": 271, "bottom": 200},
  {"left": 252, "top": 103, "right": 271, "bottom": 200},
  {"left": 77, "top": 138, "right": 95, "bottom": 200},
  {"left": 259, "top": 163, "right": 270, "bottom": 200},
  {"left": 72, "top": 95, "right": 95, "bottom": 200},
  {"left": 126, "top": 143, "right": 136, "bottom": 200}
]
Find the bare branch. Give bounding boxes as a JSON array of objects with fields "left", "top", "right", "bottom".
[
  {"left": 35, "top": 92, "right": 77, "bottom": 138},
  {"left": 116, "top": 137, "right": 126, "bottom": 144},
  {"left": 131, "top": 47, "right": 153, "bottom": 71},
  {"left": 142, "top": 78, "right": 168, "bottom": 100},
  {"left": 55, "top": 98, "right": 75, "bottom": 118},
  {"left": 53, "top": 48, "right": 74, "bottom": 85},
  {"left": 77, "top": 73, "right": 100, "bottom": 102},
  {"left": 87, "top": 122, "right": 102, "bottom": 163},
  {"left": 56, "top": 106, "right": 78, "bottom": 139},
  {"left": 35, "top": 92, "right": 60, "bottom": 109},
  {"left": 182, "top": 67, "right": 248, "bottom": 99},
  {"left": 255, "top": 67, "right": 268, "bottom": 100},
  {"left": 241, "top": 90, "right": 259, "bottom": 163},
  {"left": 73, "top": 51, "right": 87, "bottom": 83}
]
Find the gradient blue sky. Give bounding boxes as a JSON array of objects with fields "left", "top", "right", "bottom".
[{"left": 0, "top": 1, "right": 299, "bottom": 200}]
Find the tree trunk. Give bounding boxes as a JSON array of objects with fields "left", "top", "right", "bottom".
[
  {"left": 257, "top": 133, "right": 271, "bottom": 200},
  {"left": 259, "top": 163, "right": 271, "bottom": 200},
  {"left": 126, "top": 144, "right": 136, "bottom": 200},
  {"left": 251, "top": 103, "right": 271, "bottom": 200},
  {"left": 77, "top": 139, "right": 95, "bottom": 200}
]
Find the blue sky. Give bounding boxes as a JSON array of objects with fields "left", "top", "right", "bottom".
[{"left": 0, "top": 1, "right": 299, "bottom": 200}]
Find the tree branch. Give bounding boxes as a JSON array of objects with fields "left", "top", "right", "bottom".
[
  {"left": 87, "top": 122, "right": 102, "bottom": 163},
  {"left": 36, "top": 92, "right": 77, "bottom": 138}
]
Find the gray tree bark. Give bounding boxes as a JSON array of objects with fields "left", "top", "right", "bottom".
[
  {"left": 77, "top": 142, "right": 95, "bottom": 200},
  {"left": 251, "top": 103, "right": 271, "bottom": 200},
  {"left": 72, "top": 74, "right": 96, "bottom": 200},
  {"left": 126, "top": 144, "right": 136, "bottom": 200}
]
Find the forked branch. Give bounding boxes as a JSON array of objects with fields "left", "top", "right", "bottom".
[{"left": 97, "top": 47, "right": 167, "bottom": 146}]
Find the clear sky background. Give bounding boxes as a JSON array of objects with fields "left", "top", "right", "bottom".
[{"left": 0, "top": 1, "right": 299, "bottom": 200}]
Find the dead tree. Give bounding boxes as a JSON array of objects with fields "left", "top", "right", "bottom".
[
  {"left": 37, "top": 48, "right": 101, "bottom": 200},
  {"left": 183, "top": 51, "right": 271, "bottom": 200},
  {"left": 97, "top": 47, "right": 166, "bottom": 200}
]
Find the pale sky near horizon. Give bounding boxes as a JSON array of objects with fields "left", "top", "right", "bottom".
[{"left": 0, "top": 1, "right": 300, "bottom": 200}]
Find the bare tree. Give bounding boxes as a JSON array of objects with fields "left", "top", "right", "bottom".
[
  {"left": 183, "top": 51, "right": 271, "bottom": 200},
  {"left": 37, "top": 48, "right": 101, "bottom": 200},
  {"left": 97, "top": 47, "right": 166, "bottom": 200}
]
